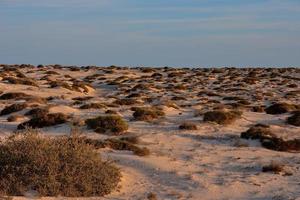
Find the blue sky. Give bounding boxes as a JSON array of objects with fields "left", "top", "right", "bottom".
[{"left": 0, "top": 0, "right": 299, "bottom": 67}]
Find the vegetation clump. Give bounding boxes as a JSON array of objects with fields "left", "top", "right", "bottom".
[
  {"left": 85, "top": 115, "right": 128, "bottom": 135},
  {"left": 179, "top": 122, "right": 198, "bottom": 130},
  {"left": 286, "top": 111, "right": 300, "bottom": 126},
  {"left": 262, "top": 161, "right": 285, "bottom": 174},
  {"left": 0, "top": 92, "right": 31, "bottom": 100},
  {"left": 132, "top": 107, "right": 165, "bottom": 121},
  {"left": 265, "top": 103, "right": 299, "bottom": 114},
  {"left": 18, "top": 113, "right": 69, "bottom": 129},
  {"left": 0, "top": 103, "right": 28, "bottom": 116},
  {"left": 0, "top": 130, "right": 121, "bottom": 197},
  {"left": 79, "top": 103, "right": 106, "bottom": 109},
  {"left": 241, "top": 124, "right": 300, "bottom": 152},
  {"left": 203, "top": 110, "right": 242, "bottom": 125}
]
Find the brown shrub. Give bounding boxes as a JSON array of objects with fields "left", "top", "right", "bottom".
[
  {"left": 113, "top": 98, "right": 139, "bottom": 106},
  {"left": 0, "top": 103, "right": 28, "bottom": 116},
  {"left": 179, "top": 122, "right": 198, "bottom": 130},
  {"left": 3, "top": 77, "right": 38, "bottom": 87},
  {"left": 79, "top": 103, "right": 106, "bottom": 109},
  {"left": 265, "top": 103, "right": 299, "bottom": 114},
  {"left": 7, "top": 114, "right": 23, "bottom": 122},
  {"left": 241, "top": 124, "right": 300, "bottom": 152},
  {"left": 0, "top": 92, "right": 31, "bottom": 100},
  {"left": 0, "top": 131, "right": 121, "bottom": 197},
  {"left": 25, "top": 107, "right": 49, "bottom": 118},
  {"left": 85, "top": 115, "right": 128, "bottom": 135},
  {"left": 203, "top": 110, "right": 242, "bottom": 125},
  {"left": 286, "top": 111, "right": 300, "bottom": 126},
  {"left": 18, "top": 113, "right": 69, "bottom": 129},
  {"left": 132, "top": 107, "right": 165, "bottom": 121},
  {"left": 84, "top": 137, "right": 149, "bottom": 156},
  {"left": 262, "top": 161, "right": 284, "bottom": 174}
]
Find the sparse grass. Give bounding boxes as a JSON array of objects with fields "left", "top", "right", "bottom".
[
  {"left": 0, "top": 130, "right": 121, "bottom": 197},
  {"left": 85, "top": 115, "right": 128, "bottom": 135}
]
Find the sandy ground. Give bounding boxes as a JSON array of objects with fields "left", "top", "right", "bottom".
[{"left": 0, "top": 65, "right": 299, "bottom": 200}]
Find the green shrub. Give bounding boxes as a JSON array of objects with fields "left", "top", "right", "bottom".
[
  {"left": 0, "top": 130, "right": 121, "bottom": 197},
  {"left": 85, "top": 115, "right": 128, "bottom": 135}
]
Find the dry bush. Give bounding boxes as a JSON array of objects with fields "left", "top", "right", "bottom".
[
  {"left": 0, "top": 103, "right": 27, "bottom": 116},
  {"left": 0, "top": 130, "right": 121, "bottom": 197},
  {"left": 113, "top": 98, "right": 139, "bottom": 106},
  {"left": 7, "top": 114, "right": 23, "bottom": 122},
  {"left": 241, "top": 124, "right": 274, "bottom": 140},
  {"left": 85, "top": 137, "right": 150, "bottom": 156},
  {"left": 3, "top": 77, "right": 38, "bottom": 87},
  {"left": 85, "top": 115, "right": 128, "bottom": 135},
  {"left": 25, "top": 107, "right": 49, "bottom": 118},
  {"left": 179, "top": 122, "right": 198, "bottom": 130},
  {"left": 203, "top": 110, "right": 242, "bottom": 125},
  {"left": 80, "top": 103, "right": 106, "bottom": 109},
  {"left": 241, "top": 124, "right": 300, "bottom": 152},
  {"left": 265, "top": 103, "right": 299, "bottom": 114},
  {"left": 132, "top": 107, "right": 165, "bottom": 121},
  {"left": 262, "top": 161, "right": 285, "bottom": 174},
  {"left": 18, "top": 113, "right": 69, "bottom": 129},
  {"left": 0, "top": 92, "right": 31, "bottom": 100},
  {"left": 287, "top": 111, "right": 300, "bottom": 126}
]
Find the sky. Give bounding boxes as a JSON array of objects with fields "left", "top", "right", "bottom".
[{"left": 0, "top": 0, "right": 299, "bottom": 67}]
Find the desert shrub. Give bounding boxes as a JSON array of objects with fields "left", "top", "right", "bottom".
[
  {"left": 85, "top": 137, "right": 149, "bottom": 156},
  {"left": 80, "top": 103, "right": 106, "bottom": 109},
  {"left": 18, "top": 113, "right": 69, "bottom": 129},
  {"left": 252, "top": 106, "right": 265, "bottom": 113},
  {"left": 147, "top": 192, "right": 158, "bottom": 200},
  {"left": 265, "top": 103, "right": 299, "bottom": 114},
  {"left": 113, "top": 98, "right": 139, "bottom": 106},
  {"left": 132, "top": 107, "right": 165, "bottom": 121},
  {"left": 203, "top": 110, "right": 242, "bottom": 125},
  {"left": 72, "top": 96, "right": 93, "bottom": 101},
  {"left": 0, "top": 103, "right": 28, "bottom": 116},
  {"left": 0, "top": 131, "right": 121, "bottom": 196},
  {"left": 105, "top": 110, "right": 118, "bottom": 114},
  {"left": 49, "top": 81, "right": 73, "bottom": 91},
  {"left": 7, "top": 114, "right": 23, "bottom": 122},
  {"left": 262, "top": 161, "right": 284, "bottom": 174},
  {"left": 25, "top": 107, "right": 49, "bottom": 118},
  {"left": 0, "top": 92, "right": 31, "bottom": 100},
  {"left": 286, "top": 111, "right": 300, "bottom": 126},
  {"left": 85, "top": 115, "right": 128, "bottom": 135},
  {"left": 3, "top": 77, "right": 38, "bottom": 87},
  {"left": 179, "top": 122, "right": 198, "bottom": 130},
  {"left": 241, "top": 124, "right": 300, "bottom": 152},
  {"left": 241, "top": 124, "right": 274, "bottom": 140}
]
